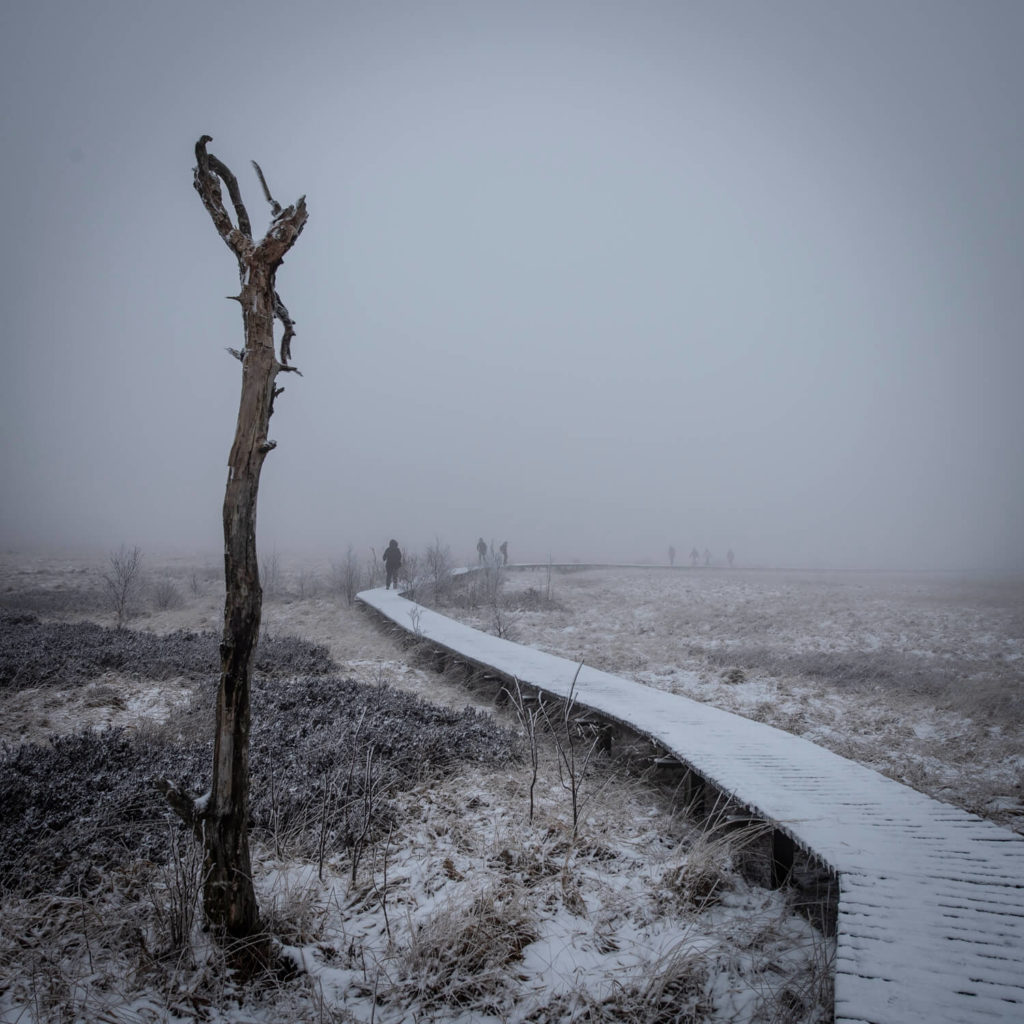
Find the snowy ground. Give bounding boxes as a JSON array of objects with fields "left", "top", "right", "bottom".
[
  {"left": 443, "top": 564, "right": 1024, "bottom": 833},
  {"left": 9, "top": 552, "right": 1017, "bottom": 1022}
]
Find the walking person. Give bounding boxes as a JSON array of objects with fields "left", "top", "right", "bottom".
[
  {"left": 383, "top": 539, "right": 403, "bottom": 590},
  {"left": 499, "top": 540, "right": 508, "bottom": 566},
  {"left": 477, "top": 537, "right": 488, "bottom": 564}
]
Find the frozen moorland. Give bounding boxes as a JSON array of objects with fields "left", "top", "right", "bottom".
[
  {"left": 436, "top": 564, "right": 1024, "bottom": 833},
  {"left": 3, "top": 553, "right": 1019, "bottom": 1023}
]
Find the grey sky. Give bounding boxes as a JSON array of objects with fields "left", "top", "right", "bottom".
[{"left": 2, "top": 1, "right": 1022, "bottom": 570}]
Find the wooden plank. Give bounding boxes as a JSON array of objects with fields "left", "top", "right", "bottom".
[{"left": 835, "top": 969, "right": 1018, "bottom": 1024}]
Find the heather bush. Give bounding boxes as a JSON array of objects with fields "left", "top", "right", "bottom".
[
  {"left": 0, "top": 728, "right": 209, "bottom": 896},
  {"left": 0, "top": 614, "right": 335, "bottom": 692},
  {"left": 0, "top": 586, "right": 107, "bottom": 615},
  {"left": 0, "top": 673, "right": 520, "bottom": 896}
]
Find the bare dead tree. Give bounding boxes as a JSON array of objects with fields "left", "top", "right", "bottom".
[{"left": 157, "top": 136, "right": 307, "bottom": 944}]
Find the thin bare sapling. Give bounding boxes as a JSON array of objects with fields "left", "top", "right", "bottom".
[{"left": 541, "top": 663, "right": 602, "bottom": 839}]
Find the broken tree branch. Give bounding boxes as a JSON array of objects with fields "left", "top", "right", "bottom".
[
  {"left": 274, "top": 291, "right": 296, "bottom": 365},
  {"left": 252, "top": 159, "right": 282, "bottom": 216},
  {"left": 154, "top": 777, "right": 206, "bottom": 843}
]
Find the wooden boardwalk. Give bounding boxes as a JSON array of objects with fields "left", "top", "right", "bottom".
[{"left": 358, "top": 587, "right": 1024, "bottom": 1024}]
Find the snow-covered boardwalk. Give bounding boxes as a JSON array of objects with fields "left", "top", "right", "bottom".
[{"left": 358, "top": 586, "right": 1024, "bottom": 1024}]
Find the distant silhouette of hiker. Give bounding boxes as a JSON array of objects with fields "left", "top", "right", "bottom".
[
  {"left": 727, "top": 548, "right": 735, "bottom": 568},
  {"left": 499, "top": 540, "right": 508, "bottom": 566},
  {"left": 690, "top": 547, "right": 699, "bottom": 567},
  {"left": 383, "top": 539, "right": 402, "bottom": 590},
  {"left": 669, "top": 546, "right": 676, "bottom": 566},
  {"left": 703, "top": 548, "right": 711, "bottom": 567},
  {"left": 477, "top": 537, "right": 488, "bottom": 564}
]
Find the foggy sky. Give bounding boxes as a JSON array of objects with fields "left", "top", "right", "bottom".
[{"left": 2, "top": 1, "right": 1022, "bottom": 571}]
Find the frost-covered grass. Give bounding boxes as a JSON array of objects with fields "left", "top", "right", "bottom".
[
  {"left": 0, "top": 755, "right": 831, "bottom": 1023},
  {"left": 0, "top": 554, "right": 835, "bottom": 1023},
  {"left": 444, "top": 565, "right": 1024, "bottom": 830}
]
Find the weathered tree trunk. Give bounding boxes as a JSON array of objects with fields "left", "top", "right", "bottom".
[
  {"left": 207, "top": 258, "right": 276, "bottom": 938},
  {"left": 158, "top": 136, "right": 307, "bottom": 942}
]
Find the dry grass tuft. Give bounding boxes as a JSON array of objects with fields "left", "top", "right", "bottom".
[
  {"left": 532, "top": 941, "right": 713, "bottom": 1024},
  {"left": 397, "top": 885, "right": 537, "bottom": 1011}
]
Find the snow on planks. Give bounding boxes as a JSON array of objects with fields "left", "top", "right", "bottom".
[{"left": 357, "top": 586, "right": 1024, "bottom": 1024}]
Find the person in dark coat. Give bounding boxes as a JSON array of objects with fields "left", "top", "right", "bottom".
[
  {"left": 477, "top": 537, "right": 488, "bottom": 564},
  {"left": 499, "top": 540, "right": 508, "bottom": 566},
  {"left": 383, "top": 539, "right": 402, "bottom": 589}
]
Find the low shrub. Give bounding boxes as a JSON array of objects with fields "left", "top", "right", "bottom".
[
  {"left": 0, "top": 586, "right": 107, "bottom": 615},
  {"left": 0, "top": 673, "right": 520, "bottom": 896},
  {"left": 0, "top": 614, "right": 335, "bottom": 691},
  {"left": 0, "top": 728, "right": 209, "bottom": 896},
  {"left": 151, "top": 579, "right": 184, "bottom": 610}
]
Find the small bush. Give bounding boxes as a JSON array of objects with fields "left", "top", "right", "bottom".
[
  {"left": 505, "top": 586, "right": 564, "bottom": 613},
  {"left": 330, "top": 545, "right": 364, "bottom": 606},
  {"left": 422, "top": 538, "right": 456, "bottom": 605},
  {"left": 151, "top": 579, "right": 184, "bottom": 610}
]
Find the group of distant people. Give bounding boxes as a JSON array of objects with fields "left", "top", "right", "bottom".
[
  {"left": 384, "top": 538, "right": 733, "bottom": 588},
  {"left": 477, "top": 538, "right": 509, "bottom": 565},
  {"left": 668, "top": 545, "right": 735, "bottom": 568},
  {"left": 380, "top": 536, "right": 510, "bottom": 591}
]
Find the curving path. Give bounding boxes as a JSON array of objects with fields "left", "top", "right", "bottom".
[{"left": 357, "top": 584, "right": 1024, "bottom": 1024}]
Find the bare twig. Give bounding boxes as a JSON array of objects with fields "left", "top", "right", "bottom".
[{"left": 504, "top": 678, "right": 542, "bottom": 823}]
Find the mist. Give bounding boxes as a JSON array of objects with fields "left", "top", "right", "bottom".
[{"left": 2, "top": 1, "right": 1022, "bottom": 572}]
